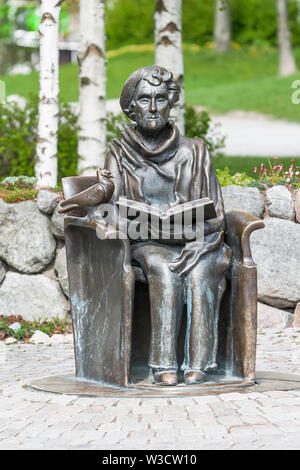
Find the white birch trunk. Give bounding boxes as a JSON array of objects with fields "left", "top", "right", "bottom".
[
  {"left": 35, "top": 0, "right": 64, "bottom": 188},
  {"left": 77, "top": 0, "right": 106, "bottom": 176},
  {"left": 154, "top": 0, "right": 185, "bottom": 134},
  {"left": 277, "top": 0, "right": 297, "bottom": 77},
  {"left": 214, "top": 0, "right": 231, "bottom": 53}
]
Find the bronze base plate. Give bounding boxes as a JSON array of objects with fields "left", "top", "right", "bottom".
[{"left": 28, "top": 371, "right": 300, "bottom": 398}]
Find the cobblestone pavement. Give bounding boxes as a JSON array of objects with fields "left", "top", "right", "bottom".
[{"left": 1, "top": 328, "right": 300, "bottom": 450}]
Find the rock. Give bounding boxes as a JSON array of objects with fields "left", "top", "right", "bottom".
[
  {"left": 266, "top": 185, "right": 294, "bottom": 220},
  {"left": 5, "top": 337, "right": 17, "bottom": 345},
  {"left": 63, "top": 334, "right": 73, "bottom": 342},
  {"left": 37, "top": 190, "right": 60, "bottom": 215},
  {"left": 54, "top": 247, "right": 69, "bottom": 298},
  {"left": 30, "top": 330, "right": 50, "bottom": 345},
  {"left": 49, "top": 334, "right": 65, "bottom": 344},
  {"left": 0, "top": 272, "right": 69, "bottom": 322},
  {"left": 221, "top": 185, "right": 264, "bottom": 218},
  {"left": 251, "top": 217, "right": 300, "bottom": 308},
  {"left": 0, "top": 260, "right": 7, "bottom": 284},
  {"left": 9, "top": 322, "right": 22, "bottom": 333},
  {"left": 51, "top": 203, "right": 65, "bottom": 240},
  {"left": 257, "top": 302, "right": 293, "bottom": 329},
  {"left": 293, "top": 303, "right": 300, "bottom": 328},
  {"left": 295, "top": 190, "right": 300, "bottom": 223},
  {"left": 0, "top": 200, "right": 56, "bottom": 274}
]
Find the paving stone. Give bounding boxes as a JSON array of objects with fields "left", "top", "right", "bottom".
[{"left": 1, "top": 328, "right": 300, "bottom": 449}]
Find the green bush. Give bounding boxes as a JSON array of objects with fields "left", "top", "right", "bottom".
[
  {"left": 184, "top": 106, "right": 225, "bottom": 155},
  {"left": 105, "top": 0, "right": 300, "bottom": 49},
  {"left": 216, "top": 167, "right": 255, "bottom": 187},
  {"left": 0, "top": 96, "right": 78, "bottom": 181}
]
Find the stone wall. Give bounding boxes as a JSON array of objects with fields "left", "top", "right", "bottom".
[
  {"left": 222, "top": 185, "right": 300, "bottom": 328},
  {"left": 0, "top": 185, "right": 299, "bottom": 327}
]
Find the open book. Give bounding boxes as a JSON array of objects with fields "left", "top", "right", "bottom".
[{"left": 116, "top": 197, "right": 217, "bottom": 223}]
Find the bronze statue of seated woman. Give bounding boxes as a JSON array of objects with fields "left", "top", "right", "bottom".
[{"left": 60, "top": 66, "right": 264, "bottom": 390}]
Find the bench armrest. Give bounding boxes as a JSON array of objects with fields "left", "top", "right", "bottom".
[{"left": 225, "top": 211, "right": 264, "bottom": 267}]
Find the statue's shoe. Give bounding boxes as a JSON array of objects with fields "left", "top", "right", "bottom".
[
  {"left": 184, "top": 370, "right": 206, "bottom": 385},
  {"left": 153, "top": 370, "right": 178, "bottom": 386}
]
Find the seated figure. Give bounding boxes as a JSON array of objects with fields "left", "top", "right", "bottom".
[
  {"left": 105, "top": 66, "right": 230, "bottom": 386},
  {"left": 61, "top": 66, "right": 264, "bottom": 390}
]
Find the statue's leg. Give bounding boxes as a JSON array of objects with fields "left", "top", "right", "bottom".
[
  {"left": 183, "top": 242, "right": 231, "bottom": 384},
  {"left": 132, "top": 243, "right": 184, "bottom": 385}
]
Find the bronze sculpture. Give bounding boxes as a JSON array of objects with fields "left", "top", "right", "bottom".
[{"left": 60, "top": 66, "right": 264, "bottom": 390}]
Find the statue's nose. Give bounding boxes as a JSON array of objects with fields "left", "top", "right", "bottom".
[{"left": 149, "top": 98, "right": 157, "bottom": 113}]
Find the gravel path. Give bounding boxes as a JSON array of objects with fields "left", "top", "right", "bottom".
[{"left": 1, "top": 328, "right": 300, "bottom": 450}]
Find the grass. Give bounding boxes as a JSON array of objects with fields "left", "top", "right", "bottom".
[
  {"left": 212, "top": 155, "right": 300, "bottom": 177},
  {"left": 0, "top": 315, "right": 72, "bottom": 342},
  {"left": 1, "top": 46, "right": 300, "bottom": 121},
  {"left": 0, "top": 184, "right": 38, "bottom": 203}
]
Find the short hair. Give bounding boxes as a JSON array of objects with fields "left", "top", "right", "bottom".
[{"left": 120, "top": 65, "right": 181, "bottom": 120}]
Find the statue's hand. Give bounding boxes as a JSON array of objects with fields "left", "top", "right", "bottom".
[{"left": 168, "top": 231, "right": 224, "bottom": 277}]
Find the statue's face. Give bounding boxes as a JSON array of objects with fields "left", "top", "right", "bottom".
[{"left": 134, "top": 80, "right": 170, "bottom": 132}]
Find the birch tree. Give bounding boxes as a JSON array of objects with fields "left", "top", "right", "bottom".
[
  {"left": 154, "top": 0, "right": 185, "bottom": 134},
  {"left": 35, "top": 0, "right": 64, "bottom": 188},
  {"left": 77, "top": 0, "right": 106, "bottom": 175},
  {"left": 214, "top": 0, "right": 231, "bottom": 53},
  {"left": 277, "top": 0, "right": 297, "bottom": 77}
]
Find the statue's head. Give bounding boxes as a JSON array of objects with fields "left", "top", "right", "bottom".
[{"left": 120, "top": 66, "right": 180, "bottom": 133}]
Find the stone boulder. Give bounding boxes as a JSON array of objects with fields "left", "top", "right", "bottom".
[
  {"left": 30, "top": 330, "right": 50, "bottom": 344},
  {"left": 257, "top": 302, "right": 293, "bottom": 329},
  {"left": 0, "top": 272, "right": 69, "bottom": 321},
  {"left": 54, "top": 247, "right": 69, "bottom": 298},
  {"left": 295, "top": 190, "right": 300, "bottom": 224},
  {"left": 293, "top": 303, "right": 300, "bottom": 328},
  {"left": 37, "top": 190, "right": 60, "bottom": 215},
  {"left": 221, "top": 185, "right": 265, "bottom": 218},
  {"left": 0, "top": 200, "right": 56, "bottom": 274},
  {"left": 51, "top": 202, "right": 65, "bottom": 240},
  {"left": 251, "top": 217, "right": 300, "bottom": 308},
  {"left": 266, "top": 185, "right": 294, "bottom": 220},
  {"left": 0, "top": 260, "right": 7, "bottom": 284}
]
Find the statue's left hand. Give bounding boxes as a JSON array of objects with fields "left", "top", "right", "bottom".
[{"left": 168, "top": 231, "right": 224, "bottom": 277}]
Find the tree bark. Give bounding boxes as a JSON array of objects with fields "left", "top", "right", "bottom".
[
  {"left": 154, "top": 0, "right": 185, "bottom": 134},
  {"left": 277, "top": 0, "right": 297, "bottom": 77},
  {"left": 77, "top": 0, "right": 106, "bottom": 176},
  {"left": 214, "top": 0, "right": 231, "bottom": 53},
  {"left": 35, "top": 0, "right": 64, "bottom": 188}
]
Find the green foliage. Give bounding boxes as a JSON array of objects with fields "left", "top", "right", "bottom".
[
  {"left": 0, "top": 315, "right": 72, "bottom": 342},
  {"left": 0, "top": 97, "right": 78, "bottom": 182},
  {"left": 231, "top": 0, "right": 278, "bottom": 47},
  {"left": 57, "top": 103, "right": 79, "bottom": 179},
  {"left": 0, "top": 176, "right": 38, "bottom": 203},
  {"left": 184, "top": 106, "right": 226, "bottom": 155},
  {"left": 105, "top": 0, "right": 300, "bottom": 48},
  {"left": 0, "top": 0, "right": 12, "bottom": 40},
  {"left": 106, "top": 0, "right": 154, "bottom": 51},
  {"left": 215, "top": 167, "right": 255, "bottom": 187},
  {"left": 106, "top": 111, "right": 130, "bottom": 144},
  {"left": 0, "top": 97, "right": 38, "bottom": 179}
]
